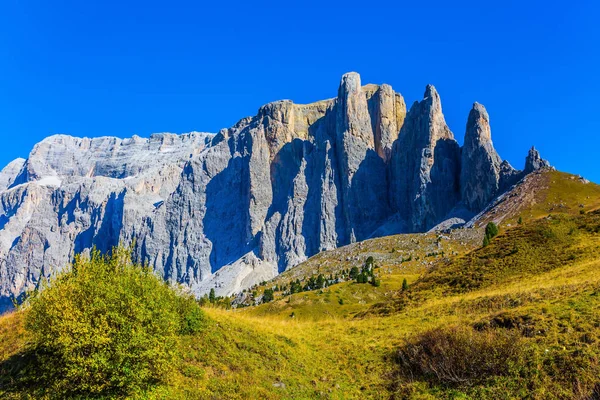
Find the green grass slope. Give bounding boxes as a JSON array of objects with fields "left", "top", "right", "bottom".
[{"left": 1, "top": 170, "right": 599, "bottom": 399}]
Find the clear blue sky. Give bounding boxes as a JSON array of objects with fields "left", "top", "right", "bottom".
[{"left": 1, "top": 1, "right": 599, "bottom": 181}]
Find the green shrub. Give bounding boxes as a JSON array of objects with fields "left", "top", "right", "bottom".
[
  {"left": 290, "top": 280, "right": 302, "bottom": 294},
  {"left": 485, "top": 222, "right": 499, "bottom": 239},
  {"left": 401, "top": 278, "right": 409, "bottom": 292},
  {"left": 316, "top": 274, "right": 326, "bottom": 289},
  {"left": 262, "top": 288, "right": 274, "bottom": 303},
  {"left": 178, "top": 296, "right": 207, "bottom": 335},
  {"left": 483, "top": 235, "right": 490, "bottom": 247},
  {"left": 356, "top": 273, "right": 368, "bottom": 284},
  {"left": 24, "top": 246, "right": 205, "bottom": 397}
]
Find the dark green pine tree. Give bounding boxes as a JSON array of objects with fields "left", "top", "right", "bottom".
[
  {"left": 401, "top": 278, "right": 409, "bottom": 292},
  {"left": 483, "top": 235, "right": 490, "bottom": 247},
  {"left": 316, "top": 274, "right": 325, "bottom": 289}
]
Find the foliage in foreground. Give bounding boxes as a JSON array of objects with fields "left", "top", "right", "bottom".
[
  {"left": 2, "top": 172, "right": 600, "bottom": 399},
  {"left": 22, "top": 246, "right": 205, "bottom": 398},
  {"left": 396, "top": 325, "right": 525, "bottom": 387},
  {"left": 393, "top": 286, "right": 600, "bottom": 399}
]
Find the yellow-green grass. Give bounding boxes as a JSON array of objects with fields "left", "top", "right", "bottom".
[
  {"left": 533, "top": 170, "right": 600, "bottom": 215},
  {"left": 478, "top": 170, "right": 600, "bottom": 228},
  {"left": 163, "top": 206, "right": 600, "bottom": 398},
  {"left": 1, "top": 170, "right": 600, "bottom": 399},
  {"left": 242, "top": 227, "right": 483, "bottom": 309}
]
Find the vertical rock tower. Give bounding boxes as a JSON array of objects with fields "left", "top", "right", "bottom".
[{"left": 0, "top": 72, "right": 550, "bottom": 309}]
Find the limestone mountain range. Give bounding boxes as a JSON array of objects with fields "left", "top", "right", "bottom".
[{"left": 0, "top": 72, "right": 549, "bottom": 310}]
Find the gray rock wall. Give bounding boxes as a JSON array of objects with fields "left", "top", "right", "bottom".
[{"left": 0, "top": 73, "right": 549, "bottom": 310}]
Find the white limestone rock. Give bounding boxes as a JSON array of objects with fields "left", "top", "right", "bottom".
[{"left": 0, "top": 73, "right": 548, "bottom": 310}]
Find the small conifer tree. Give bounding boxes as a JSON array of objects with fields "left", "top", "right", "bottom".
[
  {"left": 483, "top": 235, "right": 490, "bottom": 247},
  {"left": 262, "top": 288, "right": 274, "bottom": 303},
  {"left": 485, "top": 222, "right": 499, "bottom": 239}
]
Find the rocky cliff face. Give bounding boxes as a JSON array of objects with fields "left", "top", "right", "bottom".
[
  {"left": 0, "top": 73, "right": 549, "bottom": 310},
  {"left": 390, "top": 85, "right": 461, "bottom": 231},
  {"left": 460, "top": 103, "right": 503, "bottom": 211}
]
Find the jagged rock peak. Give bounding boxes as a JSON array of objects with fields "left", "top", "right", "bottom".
[
  {"left": 466, "top": 102, "right": 491, "bottom": 140},
  {"left": 339, "top": 72, "right": 362, "bottom": 96},
  {"left": 420, "top": 84, "right": 454, "bottom": 141},
  {"left": 335, "top": 71, "right": 374, "bottom": 147},
  {"left": 373, "top": 83, "right": 406, "bottom": 161},
  {"left": 460, "top": 102, "right": 502, "bottom": 211},
  {"left": 525, "top": 146, "right": 550, "bottom": 173},
  {"left": 0, "top": 72, "right": 554, "bottom": 312},
  {"left": 424, "top": 84, "right": 439, "bottom": 100},
  {"left": 389, "top": 84, "right": 460, "bottom": 231},
  {"left": 0, "top": 158, "right": 26, "bottom": 191},
  {"left": 464, "top": 102, "right": 495, "bottom": 148}
]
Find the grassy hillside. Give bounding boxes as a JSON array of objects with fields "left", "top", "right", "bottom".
[
  {"left": 474, "top": 169, "right": 600, "bottom": 228},
  {"left": 1, "top": 170, "right": 599, "bottom": 399}
]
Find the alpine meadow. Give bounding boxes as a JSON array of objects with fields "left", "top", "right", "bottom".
[{"left": 1, "top": 2, "right": 600, "bottom": 398}]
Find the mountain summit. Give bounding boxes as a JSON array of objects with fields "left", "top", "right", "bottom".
[{"left": 0, "top": 73, "right": 549, "bottom": 310}]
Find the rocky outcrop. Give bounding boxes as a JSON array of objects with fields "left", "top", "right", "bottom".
[
  {"left": 524, "top": 146, "right": 550, "bottom": 173},
  {"left": 0, "top": 72, "right": 549, "bottom": 310},
  {"left": 390, "top": 85, "right": 461, "bottom": 231},
  {"left": 372, "top": 84, "right": 406, "bottom": 162},
  {"left": 334, "top": 72, "right": 397, "bottom": 242},
  {"left": 0, "top": 158, "right": 25, "bottom": 191},
  {"left": 460, "top": 103, "right": 502, "bottom": 211}
]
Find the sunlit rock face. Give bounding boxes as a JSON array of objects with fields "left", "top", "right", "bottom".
[{"left": 0, "top": 73, "right": 548, "bottom": 310}]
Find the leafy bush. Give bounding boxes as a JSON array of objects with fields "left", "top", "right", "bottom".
[
  {"left": 178, "top": 295, "right": 207, "bottom": 335},
  {"left": 24, "top": 246, "right": 205, "bottom": 397}
]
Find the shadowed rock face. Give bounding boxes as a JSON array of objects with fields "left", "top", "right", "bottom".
[
  {"left": 460, "top": 103, "right": 502, "bottom": 212},
  {"left": 390, "top": 85, "right": 461, "bottom": 231},
  {"left": 0, "top": 73, "right": 549, "bottom": 308}
]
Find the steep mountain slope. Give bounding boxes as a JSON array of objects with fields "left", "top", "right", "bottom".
[
  {"left": 235, "top": 170, "right": 600, "bottom": 311},
  {"left": 1, "top": 172, "right": 599, "bottom": 399},
  {"left": 0, "top": 73, "right": 549, "bottom": 311}
]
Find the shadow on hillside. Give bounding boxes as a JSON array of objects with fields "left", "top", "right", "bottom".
[
  {"left": 0, "top": 346, "right": 123, "bottom": 399},
  {"left": 0, "top": 347, "right": 45, "bottom": 397}
]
